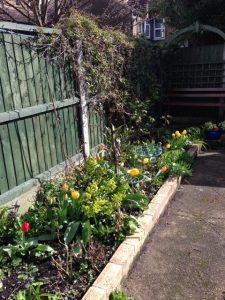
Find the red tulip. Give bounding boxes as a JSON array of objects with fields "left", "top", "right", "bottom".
[{"left": 21, "top": 222, "right": 30, "bottom": 232}]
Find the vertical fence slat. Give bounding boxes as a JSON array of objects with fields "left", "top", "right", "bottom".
[
  {"left": 33, "top": 116, "right": 46, "bottom": 174},
  {"left": 8, "top": 122, "right": 26, "bottom": 186},
  {"left": 32, "top": 51, "right": 44, "bottom": 104},
  {"left": 17, "top": 119, "right": 32, "bottom": 181},
  {"left": 0, "top": 138, "right": 9, "bottom": 194},
  {"left": 73, "top": 104, "right": 81, "bottom": 153},
  {"left": 13, "top": 35, "right": 30, "bottom": 108},
  {"left": 0, "top": 78, "right": 5, "bottom": 113},
  {"left": 68, "top": 106, "right": 76, "bottom": 156},
  {"left": 52, "top": 112, "right": 63, "bottom": 164},
  {"left": 39, "top": 55, "right": 49, "bottom": 103},
  {"left": 25, "top": 118, "right": 39, "bottom": 177},
  {"left": 48, "top": 111, "right": 58, "bottom": 167},
  {"left": 4, "top": 34, "right": 23, "bottom": 110},
  {"left": 0, "top": 33, "right": 14, "bottom": 111},
  {"left": 0, "top": 124, "right": 17, "bottom": 189},
  {"left": 39, "top": 114, "right": 52, "bottom": 171},
  {"left": 59, "top": 109, "right": 68, "bottom": 159}
]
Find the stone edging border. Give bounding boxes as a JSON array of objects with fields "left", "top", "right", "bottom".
[{"left": 82, "top": 145, "right": 199, "bottom": 300}]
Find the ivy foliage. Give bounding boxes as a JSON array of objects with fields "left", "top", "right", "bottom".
[{"left": 48, "top": 10, "right": 162, "bottom": 128}]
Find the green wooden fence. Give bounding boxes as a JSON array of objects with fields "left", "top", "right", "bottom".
[
  {"left": 167, "top": 44, "right": 225, "bottom": 88},
  {"left": 0, "top": 31, "right": 104, "bottom": 199}
]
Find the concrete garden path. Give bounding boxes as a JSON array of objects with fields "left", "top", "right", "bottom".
[{"left": 122, "top": 149, "right": 225, "bottom": 300}]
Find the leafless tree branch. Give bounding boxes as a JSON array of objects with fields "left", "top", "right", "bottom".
[{"left": 0, "top": 0, "right": 145, "bottom": 29}]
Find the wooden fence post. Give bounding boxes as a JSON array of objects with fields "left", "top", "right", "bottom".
[{"left": 76, "top": 40, "right": 90, "bottom": 158}]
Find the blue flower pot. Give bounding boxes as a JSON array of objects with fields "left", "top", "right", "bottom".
[{"left": 205, "top": 130, "right": 222, "bottom": 140}]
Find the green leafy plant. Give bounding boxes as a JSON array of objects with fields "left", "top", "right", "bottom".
[
  {"left": 203, "top": 121, "right": 219, "bottom": 131},
  {"left": 109, "top": 290, "right": 135, "bottom": 300},
  {"left": 122, "top": 193, "right": 148, "bottom": 211},
  {"left": 0, "top": 206, "right": 20, "bottom": 245},
  {"left": 13, "top": 282, "right": 58, "bottom": 300},
  {"left": 218, "top": 120, "right": 225, "bottom": 131},
  {"left": 0, "top": 241, "right": 55, "bottom": 267}
]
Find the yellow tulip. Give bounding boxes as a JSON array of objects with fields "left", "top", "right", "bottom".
[
  {"left": 71, "top": 190, "right": 80, "bottom": 200},
  {"left": 166, "top": 144, "right": 171, "bottom": 149},
  {"left": 172, "top": 133, "right": 176, "bottom": 139},
  {"left": 143, "top": 158, "right": 149, "bottom": 165},
  {"left": 182, "top": 129, "right": 187, "bottom": 135},
  {"left": 127, "top": 168, "right": 140, "bottom": 176},
  {"left": 175, "top": 130, "right": 180, "bottom": 136}
]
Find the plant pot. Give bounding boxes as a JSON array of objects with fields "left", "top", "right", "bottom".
[{"left": 205, "top": 130, "right": 222, "bottom": 140}]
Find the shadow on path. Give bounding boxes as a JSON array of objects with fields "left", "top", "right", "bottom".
[{"left": 183, "top": 149, "right": 225, "bottom": 188}]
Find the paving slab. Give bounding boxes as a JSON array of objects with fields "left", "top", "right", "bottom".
[{"left": 122, "top": 149, "right": 225, "bottom": 300}]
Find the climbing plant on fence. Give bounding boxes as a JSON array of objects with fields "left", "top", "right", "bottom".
[{"left": 42, "top": 10, "right": 162, "bottom": 128}]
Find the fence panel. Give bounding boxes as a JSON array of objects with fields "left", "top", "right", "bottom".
[
  {"left": 0, "top": 31, "right": 105, "bottom": 198},
  {"left": 0, "top": 33, "right": 104, "bottom": 198}
]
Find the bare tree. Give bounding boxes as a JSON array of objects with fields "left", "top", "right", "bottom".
[
  {"left": 0, "top": 0, "right": 145, "bottom": 28},
  {"left": 0, "top": 0, "right": 77, "bottom": 26}
]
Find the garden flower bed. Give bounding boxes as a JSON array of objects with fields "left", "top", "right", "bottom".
[{"left": 0, "top": 129, "right": 202, "bottom": 300}]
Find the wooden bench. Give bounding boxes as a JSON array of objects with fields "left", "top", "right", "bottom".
[{"left": 166, "top": 88, "right": 225, "bottom": 108}]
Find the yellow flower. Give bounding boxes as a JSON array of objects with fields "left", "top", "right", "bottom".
[
  {"left": 175, "top": 130, "right": 180, "bottom": 136},
  {"left": 166, "top": 144, "right": 171, "bottom": 149},
  {"left": 143, "top": 158, "right": 149, "bottom": 165},
  {"left": 182, "top": 129, "right": 187, "bottom": 135},
  {"left": 172, "top": 133, "right": 176, "bottom": 139},
  {"left": 120, "top": 162, "right": 125, "bottom": 167},
  {"left": 71, "top": 190, "right": 80, "bottom": 200},
  {"left": 62, "top": 183, "right": 69, "bottom": 193},
  {"left": 127, "top": 168, "right": 140, "bottom": 176}
]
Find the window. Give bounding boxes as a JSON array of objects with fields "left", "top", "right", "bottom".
[
  {"left": 153, "top": 19, "right": 165, "bottom": 41},
  {"left": 145, "top": 22, "right": 151, "bottom": 39},
  {"left": 138, "top": 21, "right": 151, "bottom": 39}
]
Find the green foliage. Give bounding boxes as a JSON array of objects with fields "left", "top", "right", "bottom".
[
  {"left": 64, "top": 221, "right": 81, "bottom": 246},
  {"left": 122, "top": 194, "right": 148, "bottom": 211},
  {"left": 188, "top": 127, "right": 203, "bottom": 140},
  {"left": 158, "top": 149, "right": 192, "bottom": 177},
  {"left": 218, "top": 120, "right": 225, "bottom": 131},
  {"left": 0, "top": 241, "right": 54, "bottom": 267},
  {"left": 149, "top": 0, "right": 225, "bottom": 32},
  {"left": 82, "top": 221, "right": 92, "bottom": 247},
  {"left": 13, "top": 282, "right": 58, "bottom": 300},
  {"left": 0, "top": 207, "right": 19, "bottom": 245},
  {"left": 203, "top": 121, "right": 218, "bottom": 131},
  {"left": 0, "top": 125, "right": 201, "bottom": 298},
  {"left": 44, "top": 11, "right": 162, "bottom": 129},
  {"left": 109, "top": 290, "right": 135, "bottom": 300},
  {"left": 59, "top": 10, "right": 132, "bottom": 99}
]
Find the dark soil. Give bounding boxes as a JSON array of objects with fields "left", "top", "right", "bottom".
[{"left": 0, "top": 240, "right": 115, "bottom": 300}]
